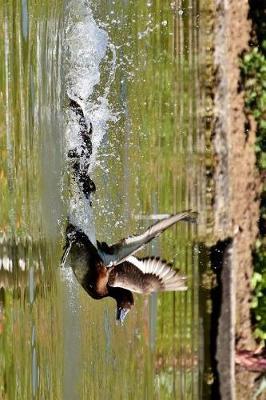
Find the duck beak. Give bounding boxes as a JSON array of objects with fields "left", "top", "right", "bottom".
[{"left": 116, "top": 307, "right": 129, "bottom": 325}]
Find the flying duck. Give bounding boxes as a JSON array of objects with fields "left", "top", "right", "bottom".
[{"left": 61, "top": 211, "right": 197, "bottom": 324}]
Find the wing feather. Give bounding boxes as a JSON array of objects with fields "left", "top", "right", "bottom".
[
  {"left": 98, "top": 211, "right": 197, "bottom": 266},
  {"left": 108, "top": 256, "right": 187, "bottom": 294}
]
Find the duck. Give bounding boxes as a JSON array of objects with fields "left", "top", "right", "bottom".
[{"left": 61, "top": 210, "right": 197, "bottom": 324}]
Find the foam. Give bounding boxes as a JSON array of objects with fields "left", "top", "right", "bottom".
[
  {"left": 65, "top": 0, "right": 117, "bottom": 164},
  {"left": 64, "top": 0, "right": 117, "bottom": 241}
]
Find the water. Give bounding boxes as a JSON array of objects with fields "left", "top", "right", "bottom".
[
  {"left": 0, "top": 0, "right": 64, "bottom": 398},
  {"left": 0, "top": 0, "right": 211, "bottom": 398}
]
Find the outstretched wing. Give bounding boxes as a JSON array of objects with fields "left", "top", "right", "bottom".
[
  {"left": 108, "top": 256, "right": 187, "bottom": 294},
  {"left": 98, "top": 211, "right": 197, "bottom": 266}
]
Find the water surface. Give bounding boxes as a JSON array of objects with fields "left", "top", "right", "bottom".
[{"left": 0, "top": 0, "right": 211, "bottom": 398}]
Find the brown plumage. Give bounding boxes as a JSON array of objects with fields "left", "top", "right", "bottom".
[
  {"left": 62, "top": 210, "right": 196, "bottom": 323},
  {"left": 108, "top": 257, "right": 187, "bottom": 294}
]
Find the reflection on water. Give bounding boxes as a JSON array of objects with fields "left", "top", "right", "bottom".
[
  {"left": 0, "top": 0, "right": 211, "bottom": 398},
  {"left": 0, "top": 0, "right": 64, "bottom": 398}
]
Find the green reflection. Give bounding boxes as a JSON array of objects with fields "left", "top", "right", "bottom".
[
  {"left": 0, "top": 0, "right": 64, "bottom": 398},
  {"left": 0, "top": 0, "right": 211, "bottom": 397},
  {"left": 83, "top": 0, "right": 203, "bottom": 399}
]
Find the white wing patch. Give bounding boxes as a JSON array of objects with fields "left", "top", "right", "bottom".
[{"left": 126, "top": 256, "right": 187, "bottom": 291}]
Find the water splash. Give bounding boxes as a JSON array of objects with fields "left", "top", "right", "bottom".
[
  {"left": 65, "top": 0, "right": 117, "bottom": 164},
  {"left": 64, "top": 0, "right": 117, "bottom": 240}
]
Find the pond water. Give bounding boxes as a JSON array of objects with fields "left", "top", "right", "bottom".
[{"left": 0, "top": 0, "right": 212, "bottom": 399}]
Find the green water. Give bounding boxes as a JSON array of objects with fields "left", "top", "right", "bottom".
[
  {"left": 0, "top": 0, "right": 212, "bottom": 399},
  {"left": 0, "top": 0, "right": 64, "bottom": 398}
]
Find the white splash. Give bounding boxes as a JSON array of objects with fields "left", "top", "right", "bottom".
[
  {"left": 64, "top": 0, "right": 117, "bottom": 240},
  {"left": 65, "top": 0, "right": 117, "bottom": 165}
]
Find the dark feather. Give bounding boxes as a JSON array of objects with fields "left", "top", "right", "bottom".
[{"left": 98, "top": 211, "right": 197, "bottom": 266}]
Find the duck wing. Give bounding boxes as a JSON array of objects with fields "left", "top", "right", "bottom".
[
  {"left": 108, "top": 256, "right": 187, "bottom": 294},
  {"left": 98, "top": 211, "right": 197, "bottom": 266}
]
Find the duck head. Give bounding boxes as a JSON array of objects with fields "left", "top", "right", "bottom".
[{"left": 109, "top": 287, "right": 134, "bottom": 325}]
